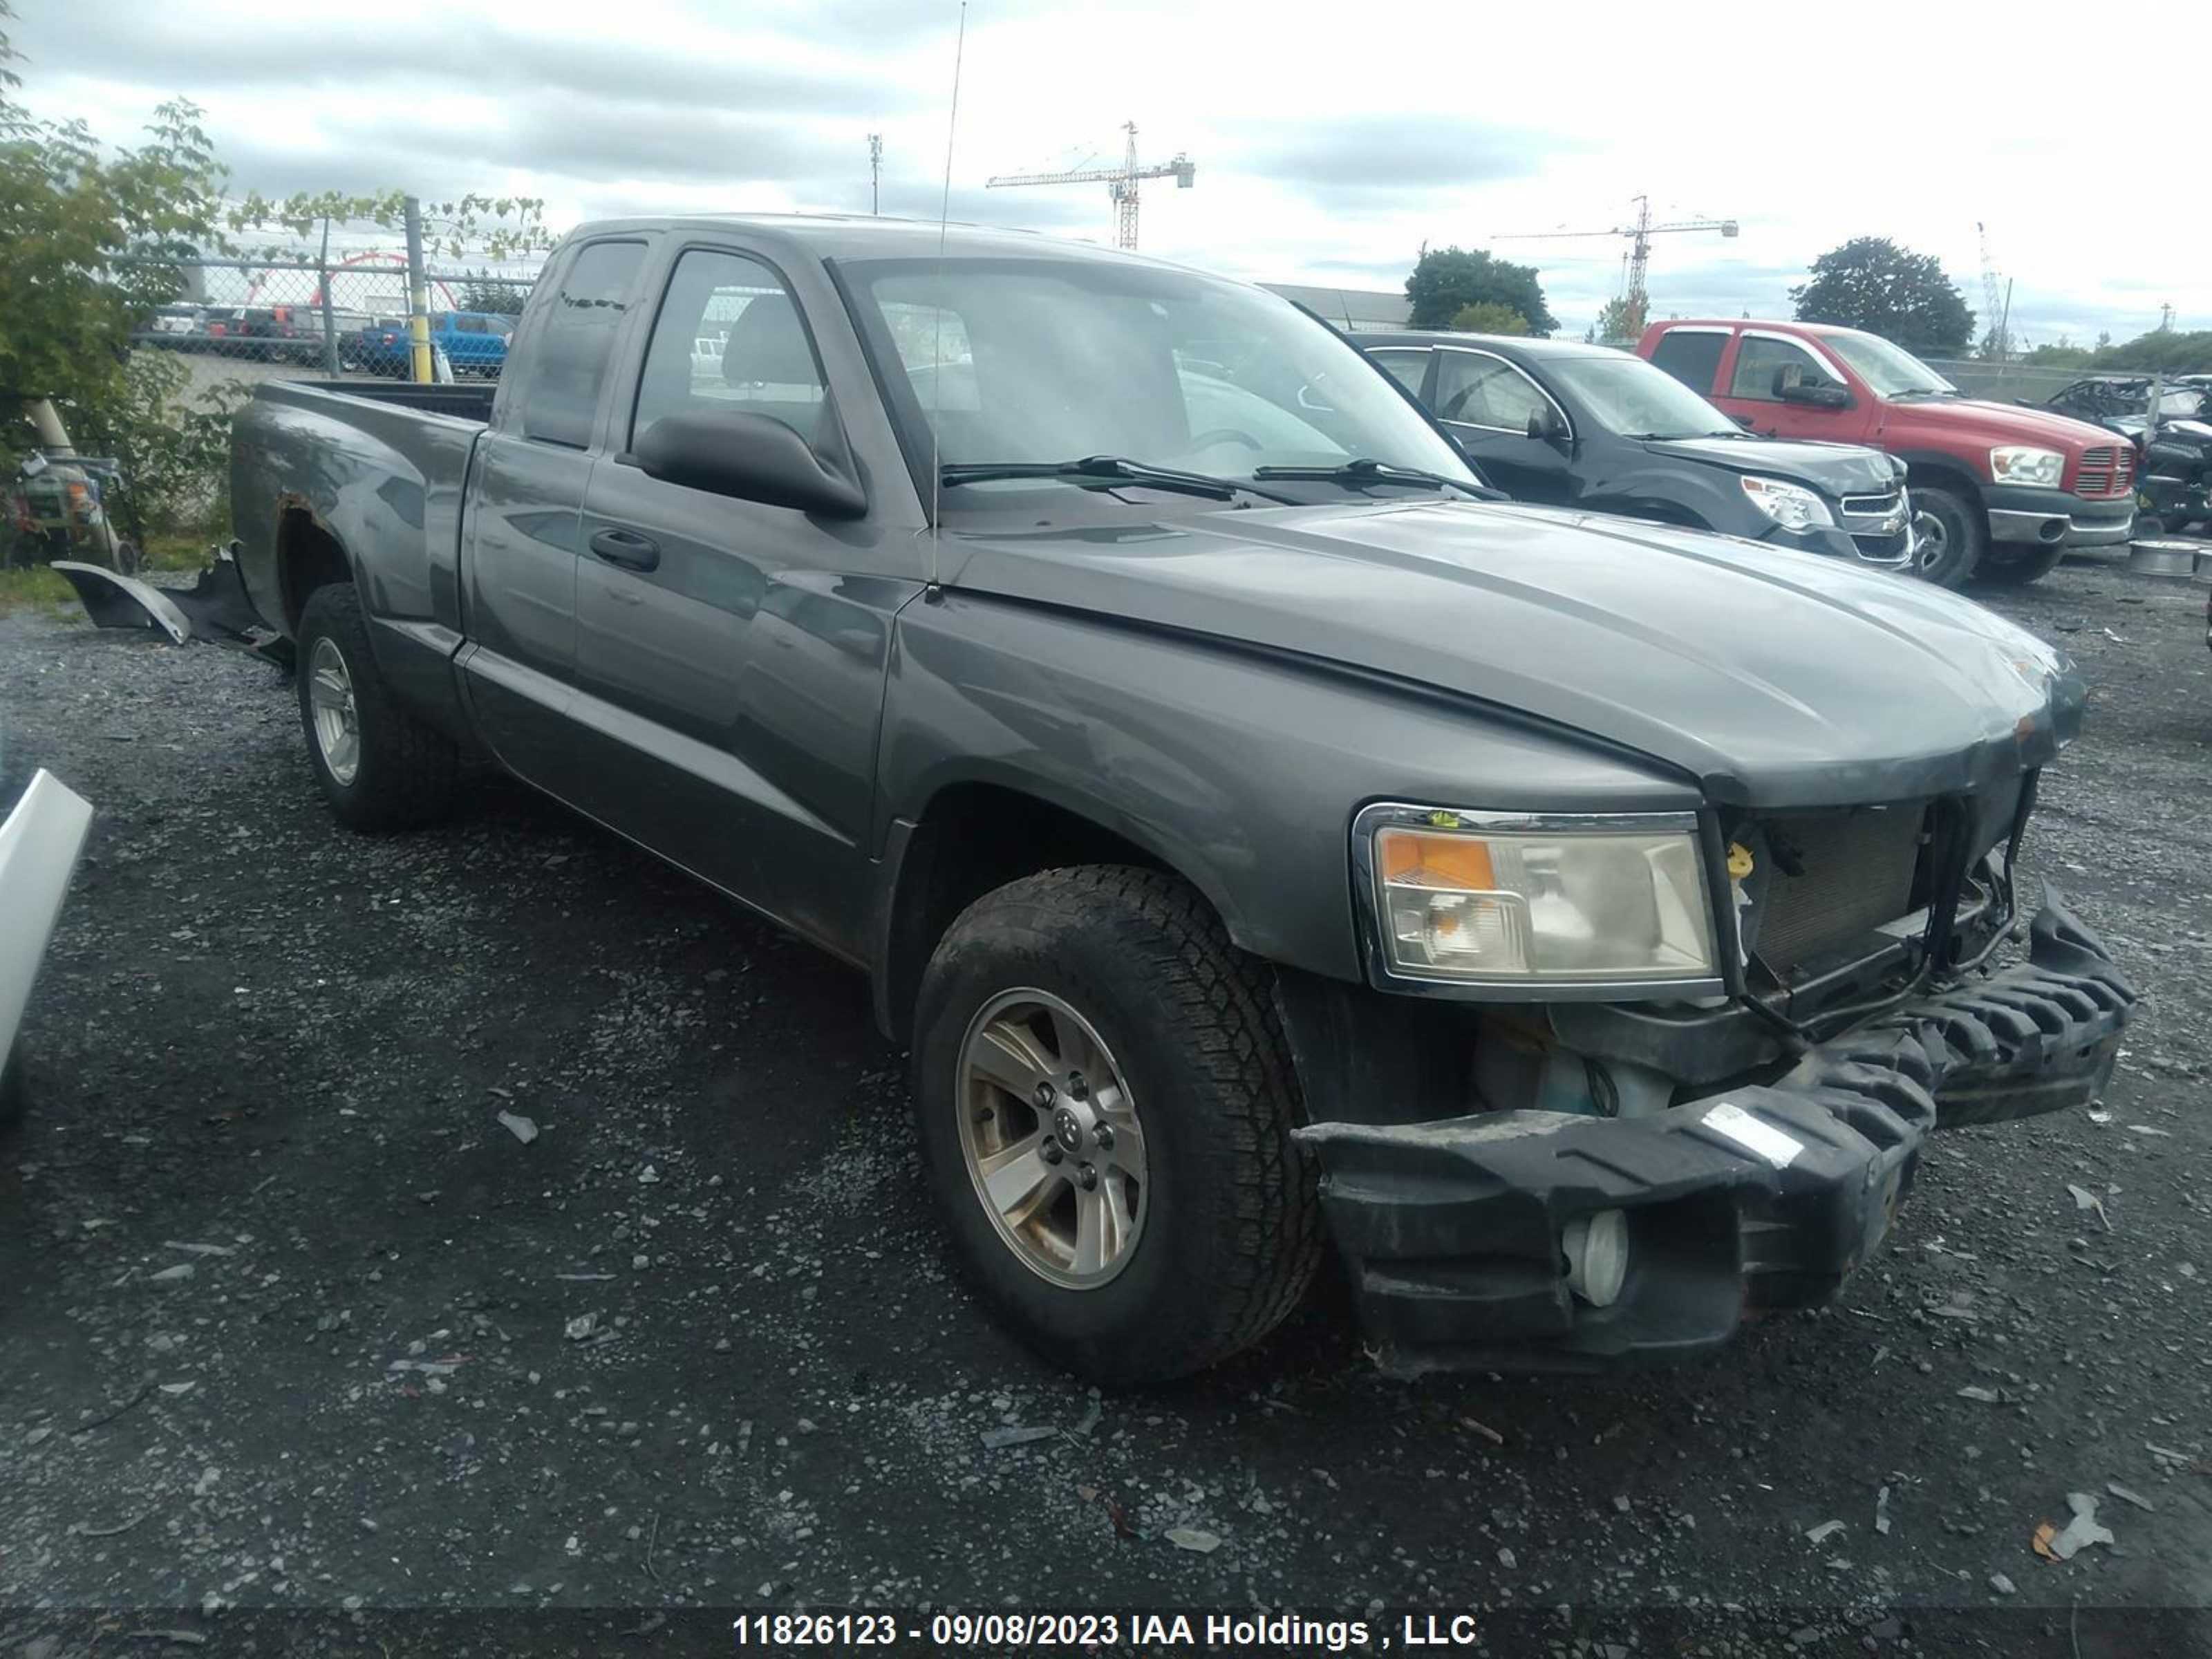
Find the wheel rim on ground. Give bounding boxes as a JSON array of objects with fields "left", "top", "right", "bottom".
[
  {"left": 307, "top": 635, "right": 362, "bottom": 785},
  {"left": 1913, "top": 509, "right": 1950, "bottom": 578},
  {"left": 956, "top": 988, "right": 1148, "bottom": 1289}
]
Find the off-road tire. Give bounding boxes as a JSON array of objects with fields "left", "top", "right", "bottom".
[
  {"left": 295, "top": 583, "right": 459, "bottom": 831},
  {"left": 1977, "top": 543, "right": 2066, "bottom": 585},
  {"left": 1911, "top": 485, "right": 1985, "bottom": 589},
  {"left": 910, "top": 866, "right": 1322, "bottom": 1385}
]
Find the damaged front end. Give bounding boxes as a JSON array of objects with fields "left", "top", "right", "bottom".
[{"left": 1286, "top": 782, "right": 2137, "bottom": 1376}]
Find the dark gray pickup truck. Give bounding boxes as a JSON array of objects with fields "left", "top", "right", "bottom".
[{"left": 229, "top": 214, "right": 2136, "bottom": 1385}]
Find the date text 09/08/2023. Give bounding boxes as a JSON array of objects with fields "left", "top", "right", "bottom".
[{"left": 729, "top": 1611, "right": 1490, "bottom": 1651}]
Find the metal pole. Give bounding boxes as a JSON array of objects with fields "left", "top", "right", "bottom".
[
  {"left": 319, "top": 214, "right": 339, "bottom": 377},
  {"left": 868, "top": 133, "right": 883, "bottom": 214},
  {"left": 404, "top": 196, "right": 432, "bottom": 384}
]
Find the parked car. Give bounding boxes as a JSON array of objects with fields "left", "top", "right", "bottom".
[
  {"left": 1638, "top": 319, "right": 2135, "bottom": 588},
  {"left": 0, "top": 760, "right": 94, "bottom": 1132},
  {"left": 2033, "top": 375, "right": 2207, "bottom": 429},
  {"left": 1362, "top": 332, "right": 1913, "bottom": 569},
  {"left": 137, "top": 304, "right": 207, "bottom": 348},
  {"left": 233, "top": 305, "right": 329, "bottom": 364},
  {"left": 348, "top": 312, "right": 512, "bottom": 377},
  {"left": 228, "top": 216, "right": 2135, "bottom": 1385}
]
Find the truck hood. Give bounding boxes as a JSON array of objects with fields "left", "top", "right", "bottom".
[
  {"left": 1640, "top": 435, "right": 1897, "bottom": 497},
  {"left": 944, "top": 499, "right": 2083, "bottom": 808},
  {"left": 1877, "top": 396, "right": 2123, "bottom": 456}
]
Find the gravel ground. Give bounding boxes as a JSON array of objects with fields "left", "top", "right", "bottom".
[{"left": 1, "top": 551, "right": 2208, "bottom": 1658}]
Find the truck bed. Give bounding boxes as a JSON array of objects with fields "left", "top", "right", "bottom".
[{"left": 282, "top": 379, "right": 498, "bottom": 422}]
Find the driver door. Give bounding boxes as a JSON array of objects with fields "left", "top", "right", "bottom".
[
  {"left": 1722, "top": 334, "right": 1870, "bottom": 442},
  {"left": 1432, "top": 348, "right": 1574, "bottom": 504}
]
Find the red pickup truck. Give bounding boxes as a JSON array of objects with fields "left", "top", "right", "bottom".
[{"left": 1638, "top": 319, "right": 2134, "bottom": 588}]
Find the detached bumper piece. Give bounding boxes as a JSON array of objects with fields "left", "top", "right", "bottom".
[{"left": 1293, "top": 892, "right": 2137, "bottom": 1375}]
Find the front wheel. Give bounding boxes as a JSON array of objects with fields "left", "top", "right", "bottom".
[
  {"left": 910, "top": 867, "right": 1322, "bottom": 1385},
  {"left": 1910, "top": 485, "right": 1985, "bottom": 588}
]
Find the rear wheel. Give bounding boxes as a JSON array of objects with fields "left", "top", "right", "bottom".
[
  {"left": 910, "top": 866, "right": 1321, "bottom": 1385},
  {"left": 295, "top": 583, "right": 459, "bottom": 830},
  {"left": 1911, "top": 485, "right": 1985, "bottom": 588}
]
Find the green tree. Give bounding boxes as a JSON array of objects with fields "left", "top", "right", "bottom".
[
  {"left": 2087, "top": 328, "right": 2212, "bottom": 374},
  {"left": 1450, "top": 301, "right": 1528, "bottom": 335},
  {"left": 1789, "top": 236, "right": 1974, "bottom": 356},
  {"left": 1407, "top": 246, "right": 1557, "bottom": 335},
  {"left": 456, "top": 275, "right": 529, "bottom": 316},
  {"left": 1, "top": 0, "right": 554, "bottom": 539},
  {"left": 1587, "top": 297, "right": 1638, "bottom": 344},
  {"left": 2023, "top": 341, "right": 2091, "bottom": 368}
]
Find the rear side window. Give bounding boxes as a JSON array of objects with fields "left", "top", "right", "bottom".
[
  {"left": 520, "top": 240, "right": 648, "bottom": 447},
  {"left": 1648, "top": 330, "right": 1727, "bottom": 394},
  {"left": 632, "top": 249, "right": 825, "bottom": 442},
  {"left": 1367, "top": 349, "right": 1430, "bottom": 397}
]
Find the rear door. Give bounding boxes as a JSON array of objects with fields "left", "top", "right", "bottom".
[
  {"left": 565, "top": 239, "right": 921, "bottom": 945},
  {"left": 1432, "top": 346, "right": 1575, "bottom": 503},
  {"left": 457, "top": 236, "right": 651, "bottom": 787}
]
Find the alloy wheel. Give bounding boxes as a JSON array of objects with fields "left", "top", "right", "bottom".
[
  {"left": 307, "top": 635, "right": 362, "bottom": 785},
  {"left": 956, "top": 988, "right": 1148, "bottom": 1289}
]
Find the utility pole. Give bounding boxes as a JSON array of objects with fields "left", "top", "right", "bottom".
[
  {"left": 403, "top": 196, "right": 431, "bottom": 384},
  {"left": 868, "top": 133, "right": 883, "bottom": 216}
]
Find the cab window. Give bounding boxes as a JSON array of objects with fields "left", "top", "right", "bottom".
[
  {"left": 1730, "top": 336, "right": 1842, "bottom": 402},
  {"left": 1648, "top": 330, "right": 1727, "bottom": 395},
  {"left": 517, "top": 238, "right": 648, "bottom": 448},
  {"left": 632, "top": 249, "right": 826, "bottom": 443}
]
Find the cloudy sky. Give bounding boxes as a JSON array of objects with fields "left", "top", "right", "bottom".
[{"left": 17, "top": 0, "right": 2210, "bottom": 348}]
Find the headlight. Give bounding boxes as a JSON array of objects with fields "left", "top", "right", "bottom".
[
  {"left": 1989, "top": 446, "right": 2065, "bottom": 487},
  {"left": 1738, "top": 474, "right": 1834, "bottom": 531},
  {"left": 1360, "top": 806, "right": 1718, "bottom": 987}
]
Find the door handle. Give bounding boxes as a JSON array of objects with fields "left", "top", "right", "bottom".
[{"left": 589, "top": 527, "right": 660, "bottom": 572}]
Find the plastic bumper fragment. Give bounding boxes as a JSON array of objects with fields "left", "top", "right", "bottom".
[{"left": 1293, "top": 890, "right": 2136, "bottom": 1374}]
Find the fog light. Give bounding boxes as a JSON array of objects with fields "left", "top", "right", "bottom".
[{"left": 1562, "top": 1209, "right": 1630, "bottom": 1307}]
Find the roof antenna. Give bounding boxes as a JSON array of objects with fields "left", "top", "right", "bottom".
[{"left": 925, "top": 0, "right": 968, "bottom": 597}]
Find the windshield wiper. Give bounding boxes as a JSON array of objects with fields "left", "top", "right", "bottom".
[
  {"left": 1250, "top": 458, "right": 1499, "bottom": 498},
  {"left": 939, "top": 456, "right": 1295, "bottom": 503}
]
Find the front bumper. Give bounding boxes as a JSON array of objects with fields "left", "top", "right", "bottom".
[
  {"left": 1759, "top": 522, "right": 1913, "bottom": 570},
  {"left": 1293, "top": 892, "right": 2137, "bottom": 1374},
  {"left": 1985, "top": 483, "right": 2134, "bottom": 548}
]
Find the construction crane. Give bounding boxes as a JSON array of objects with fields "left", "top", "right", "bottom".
[
  {"left": 1496, "top": 195, "right": 1738, "bottom": 338},
  {"left": 1976, "top": 222, "right": 2008, "bottom": 359},
  {"left": 986, "top": 122, "right": 1194, "bottom": 250}
]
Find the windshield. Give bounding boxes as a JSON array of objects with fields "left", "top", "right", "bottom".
[
  {"left": 1821, "top": 330, "right": 1956, "bottom": 397},
  {"left": 1545, "top": 353, "right": 1738, "bottom": 439},
  {"left": 843, "top": 256, "right": 1477, "bottom": 503}
]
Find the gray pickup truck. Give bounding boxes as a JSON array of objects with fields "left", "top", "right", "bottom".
[{"left": 229, "top": 215, "right": 2136, "bottom": 1385}]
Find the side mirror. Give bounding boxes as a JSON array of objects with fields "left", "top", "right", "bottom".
[
  {"left": 1772, "top": 369, "right": 1851, "bottom": 410},
  {"left": 1525, "top": 406, "right": 1566, "bottom": 442},
  {"left": 630, "top": 409, "right": 865, "bottom": 518}
]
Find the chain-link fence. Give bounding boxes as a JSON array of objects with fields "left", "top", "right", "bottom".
[{"left": 117, "top": 254, "right": 540, "bottom": 397}]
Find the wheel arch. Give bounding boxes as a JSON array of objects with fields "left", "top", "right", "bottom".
[
  {"left": 274, "top": 503, "right": 356, "bottom": 635},
  {"left": 872, "top": 778, "right": 1235, "bottom": 1047}
]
